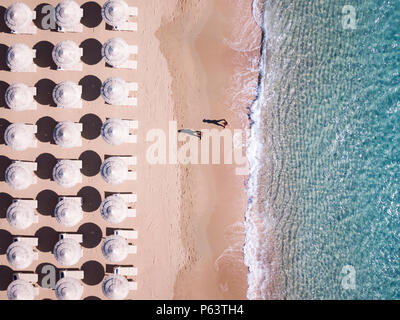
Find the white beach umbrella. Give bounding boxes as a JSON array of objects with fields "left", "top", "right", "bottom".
[
  {"left": 6, "top": 241, "right": 35, "bottom": 269},
  {"left": 52, "top": 40, "right": 81, "bottom": 69},
  {"left": 4, "top": 3, "right": 34, "bottom": 33},
  {"left": 102, "top": 37, "right": 130, "bottom": 67},
  {"left": 54, "top": 238, "right": 82, "bottom": 266},
  {"left": 52, "top": 160, "right": 81, "bottom": 188},
  {"left": 101, "top": 0, "right": 129, "bottom": 27},
  {"left": 101, "top": 235, "right": 129, "bottom": 262},
  {"left": 6, "top": 202, "right": 36, "bottom": 230},
  {"left": 53, "top": 121, "right": 81, "bottom": 148},
  {"left": 100, "top": 157, "right": 128, "bottom": 184},
  {"left": 4, "top": 123, "right": 35, "bottom": 151},
  {"left": 55, "top": 0, "right": 82, "bottom": 29},
  {"left": 55, "top": 277, "right": 83, "bottom": 300},
  {"left": 101, "top": 118, "right": 129, "bottom": 145},
  {"left": 6, "top": 43, "right": 34, "bottom": 72},
  {"left": 100, "top": 78, "right": 129, "bottom": 105},
  {"left": 5, "top": 83, "right": 35, "bottom": 111},
  {"left": 54, "top": 199, "right": 83, "bottom": 227},
  {"left": 100, "top": 195, "right": 128, "bottom": 224},
  {"left": 7, "top": 280, "right": 36, "bottom": 300},
  {"left": 52, "top": 81, "right": 81, "bottom": 108},
  {"left": 102, "top": 274, "right": 129, "bottom": 300},
  {"left": 5, "top": 162, "right": 35, "bottom": 190}
]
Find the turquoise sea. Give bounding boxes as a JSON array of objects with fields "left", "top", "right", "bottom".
[{"left": 245, "top": 0, "right": 400, "bottom": 299}]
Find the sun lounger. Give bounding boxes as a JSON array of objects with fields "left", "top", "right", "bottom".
[
  {"left": 59, "top": 270, "right": 84, "bottom": 280},
  {"left": 13, "top": 199, "right": 37, "bottom": 208},
  {"left": 33, "top": 252, "right": 39, "bottom": 260},
  {"left": 127, "top": 82, "right": 138, "bottom": 91},
  {"left": 124, "top": 120, "right": 138, "bottom": 129},
  {"left": 114, "top": 266, "right": 137, "bottom": 276},
  {"left": 13, "top": 237, "right": 38, "bottom": 247},
  {"left": 128, "top": 7, "right": 138, "bottom": 16},
  {"left": 126, "top": 135, "right": 137, "bottom": 143},
  {"left": 127, "top": 171, "right": 137, "bottom": 180},
  {"left": 114, "top": 230, "right": 138, "bottom": 240},
  {"left": 58, "top": 197, "right": 82, "bottom": 205},
  {"left": 114, "top": 21, "right": 137, "bottom": 31},
  {"left": 123, "top": 97, "right": 137, "bottom": 106},
  {"left": 128, "top": 281, "right": 138, "bottom": 291},
  {"left": 59, "top": 233, "right": 83, "bottom": 243},
  {"left": 119, "top": 157, "right": 136, "bottom": 166},
  {"left": 117, "top": 193, "right": 137, "bottom": 203},
  {"left": 126, "top": 209, "right": 136, "bottom": 218},
  {"left": 13, "top": 273, "right": 38, "bottom": 283},
  {"left": 128, "top": 245, "right": 137, "bottom": 254},
  {"left": 116, "top": 60, "right": 137, "bottom": 70}
]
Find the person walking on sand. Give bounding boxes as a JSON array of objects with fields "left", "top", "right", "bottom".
[
  {"left": 178, "top": 129, "right": 202, "bottom": 140},
  {"left": 202, "top": 119, "right": 228, "bottom": 129}
]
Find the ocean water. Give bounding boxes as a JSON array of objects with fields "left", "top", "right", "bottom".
[{"left": 245, "top": 0, "right": 400, "bottom": 299}]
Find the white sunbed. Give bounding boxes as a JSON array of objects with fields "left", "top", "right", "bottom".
[
  {"left": 14, "top": 237, "right": 38, "bottom": 247},
  {"left": 60, "top": 270, "right": 84, "bottom": 280},
  {"left": 127, "top": 171, "right": 137, "bottom": 181},
  {"left": 128, "top": 245, "right": 137, "bottom": 254},
  {"left": 114, "top": 230, "right": 138, "bottom": 240},
  {"left": 114, "top": 266, "right": 137, "bottom": 276},
  {"left": 13, "top": 273, "right": 38, "bottom": 283},
  {"left": 117, "top": 193, "right": 137, "bottom": 203},
  {"left": 58, "top": 197, "right": 82, "bottom": 205},
  {"left": 128, "top": 281, "right": 138, "bottom": 291},
  {"left": 13, "top": 199, "right": 37, "bottom": 208},
  {"left": 59, "top": 233, "right": 83, "bottom": 243},
  {"left": 118, "top": 156, "right": 137, "bottom": 166}
]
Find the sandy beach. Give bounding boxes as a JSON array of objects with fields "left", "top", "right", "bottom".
[{"left": 0, "top": 0, "right": 261, "bottom": 300}]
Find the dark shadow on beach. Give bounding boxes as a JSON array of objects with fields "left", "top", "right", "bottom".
[
  {"left": 0, "top": 6, "right": 9, "bottom": 33},
  {"left": 79, "top": 150, "right": 101, "bottom": 176},
  {"left": 78, "top": 223, "right": 102, "bottom": 248},
  {"left": 35, "top": 153, "right": 57, "bottom": 179},
  {"left": 35, "top": 79, "right": 56, "bottom": 106},
  {"left": 34, "top": 227, "right": 59, "bottom": 252},
  {"left": 81, "top": 260, "right": 105, "bottom": 285},
  {"left": 35, "top": 116, "right": 57, "bottom": 142},
  {"left": 80, "top": 38, "right": 102, "bottom": 65},
  {"left": 80, "top": 113, "right": 102, "bottom": 140},
  {"left": 33, "top": 41, "right": 57, "bottom": 69},
  {"left": 0, "top": 44, "right": 9, "bottom": 71},
  {"left": 36, "top": 190, "right": 58, "bottom": 216},
  {"left": 0, "top": 118, "right": 11, "bottom": 144},
  {"left": 0, "top": 156, "right": 12, "bottom": 181},
  {"left": 0, "top": 229, "right": 12, "bottom": 254},
  {"left": 0, "top": 81, "right": 9, "bottom": 108},
  {"left": 77, "top": 186, "right": 102, "bottom": 212},
  {"left": 0, "top": 192, "right": 13, "bottom": 219},
  {"left": 0, "top": 266, "right": 13, "bottom": 290},
  {"left": 79, "top": 75, "right": 101, "bottom": 101},
  {"left": 81, "top": 2, "right": 102, "bottom": 28}
]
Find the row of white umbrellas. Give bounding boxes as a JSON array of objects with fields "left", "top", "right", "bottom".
[
  {"left": 5, "top": 157, "right": 134, "bottom": 190},
  {"left": 6, "top": 37, "right": 134, "bottom": 71},
  {"left": 6, "top": 235, "right": 132, "bottom": 268},
  {"left": 4, "top": 118, "right": 134, "bottom": 151},
  {"left": 7, "top": 273, "right": 131, "bottom": 300},
  {"left": 5, "top": 0, "right": 135, "bottom": 33},
  {"left": 6, "top": 195, "right": 133, "bottom": 230},
  {"left": 5, "top": 77, "right": 135, "bottom": 111}
]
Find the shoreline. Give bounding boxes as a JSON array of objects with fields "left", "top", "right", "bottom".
[{"left": 157, "top": 0, "right": 262, "bottom": 299}]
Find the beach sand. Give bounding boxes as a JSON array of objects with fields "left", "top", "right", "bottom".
[{"left": 0, "top": 0, "right": 261, "bottom": 300}]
